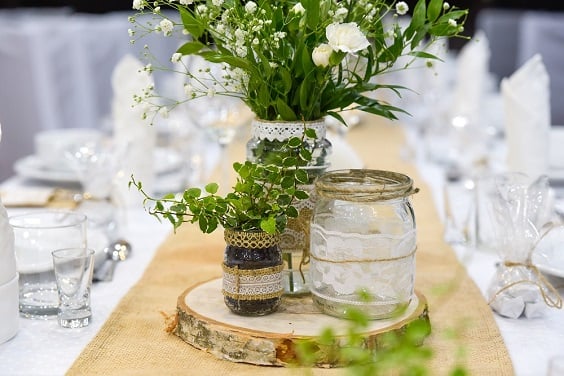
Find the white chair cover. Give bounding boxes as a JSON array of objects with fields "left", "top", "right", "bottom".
[
  {"left": 516, "top": 11, "right": 564, "bottom": 126},
  {"left": 0, "top": 9, "right": 179, "bottom": 181},
  {"left": 475, "top": 8, "right": 523, "bottom": 83}
]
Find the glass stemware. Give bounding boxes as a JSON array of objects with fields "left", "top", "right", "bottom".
[
  {"left": 185, "top": 95, "right": 253, "bottom": 193},
  {"left": 64, "top": 138, "right": 124, "bottom": 253}
]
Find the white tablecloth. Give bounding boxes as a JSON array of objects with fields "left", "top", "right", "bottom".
[
  {"left": 0, "top": 131, "right": 563, "bottom": 375},
  {"left": 414, "top": 150, "right": 564, "bottom": 376},
  {"left": 0, "top": 199, "right": 172, "bottom": 376}
]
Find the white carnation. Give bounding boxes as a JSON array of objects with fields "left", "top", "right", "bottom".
[
  {"left": 325, "top": 22, "right": 370, "bottom": 54},
  {"left": 312, "top": 43, "right": 333, "bottom": 67}
]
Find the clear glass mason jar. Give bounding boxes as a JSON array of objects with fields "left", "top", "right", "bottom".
[
  {"left": 246, "top": 119, "right": 331, "bottom": 296},
  {"left": 310, "top": 169, "right": 418, "bottom": 319}
]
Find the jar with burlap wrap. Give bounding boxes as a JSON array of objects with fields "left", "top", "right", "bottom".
[
  {"left": 310, "top": 169, "right": 418, "bottom": 319},
  {"left": 222, "top": 229, "right": 283, "bottom": 316}
]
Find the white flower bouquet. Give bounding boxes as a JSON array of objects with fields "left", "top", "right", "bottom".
[{"left": 130, "top": 0, "right": 467, "bottom": 125}]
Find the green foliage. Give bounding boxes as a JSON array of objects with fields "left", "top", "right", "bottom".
[
  {"left": 294, "top": 305, "right": 467, "bottom": 376},
  {"left": 130, "top": 0, "right": 468, "bottom": 125},
  {"left": 129, "top": 127, "right": 315, "bottom": 234}
]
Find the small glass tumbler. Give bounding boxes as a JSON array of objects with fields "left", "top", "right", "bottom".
[
  {"left": 52, "top": 248, "right": 95, "bottom": 328},
  {"left": 10, "top": 211, "right": 87, "bottom": 319}
]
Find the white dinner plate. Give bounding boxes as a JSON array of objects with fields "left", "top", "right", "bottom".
[
  {"left": 531, "top": 226, "right": 564, "bottom": 278},
  {"left": 549, "top": 126, "right": 564, "bottom": 182},
  {"left": 14, "top": 148, "right": 183, "bottom": 184}
]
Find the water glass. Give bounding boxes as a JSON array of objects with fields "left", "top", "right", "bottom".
[
  {"left": 9, "top": 211, "right": 87, "bottom": 319},
  {"left": 52, "top": 248, "right": 95, "bottom": 328}
]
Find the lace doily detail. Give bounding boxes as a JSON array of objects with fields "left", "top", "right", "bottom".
[
  {"left": 224, "top": 230, "right": 280, "bottom": 249},
  {"left": 251, "top": 119, "right": 326, "bottom": 141},
  {"left": 310, "top": 224, "right": 416, "bottom": 296},
  {"left": 222, "top": 264, "right": 284, "bottom": 300}
]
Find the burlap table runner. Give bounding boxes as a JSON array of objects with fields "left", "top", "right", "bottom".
[{"left": 67, "top": 118, "right": 513, "bottom": 375}]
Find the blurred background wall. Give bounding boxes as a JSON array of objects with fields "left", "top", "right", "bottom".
[{"left": 0, "top": 0, "right": 563, "bottom": 181}]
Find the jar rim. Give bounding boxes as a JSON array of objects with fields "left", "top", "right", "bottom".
[{"left": 314, "top": 169, "right": 417, "bottom": 201}]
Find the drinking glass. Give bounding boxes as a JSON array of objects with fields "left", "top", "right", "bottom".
[
  {"left": 187, "top": 95, "right": 252, "bottom": 193},
  {"left": 9, "top": 211, "right": 87, "bottom": 319},
  {"left": 52, "top": 248, "right": 95, "bottom": 328}
]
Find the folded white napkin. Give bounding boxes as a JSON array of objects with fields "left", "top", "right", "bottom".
[
  {"left": 502, "top": 54, "right": 551, "bottom": 178},
  {"left": 0, "top": 187, "right": 55, "bottom": 207},
  {"left": 111, "top": 54, "right": 156, "bottom": 205},
  {"left": 452, "top": 30, "right": 491, "bottom": 120}
]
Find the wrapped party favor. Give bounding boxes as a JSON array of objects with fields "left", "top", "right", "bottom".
[{"left": 486, "top": 172, "right": 562, "bottom": 319}]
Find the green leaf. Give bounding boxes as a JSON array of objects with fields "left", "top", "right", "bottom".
[
  {"left": 411, "top": 0, "right": 427, "bottom": 29},
  {"left": 277, "top": 194, "right": 292, "bottom": 206},
  {"left": 237, "top": 163, "right": 251, "bottom": 179},
  {"left": 408, "top": 51, "right": 442, "bottom": 60},
  {"left": 179, "top": 8, "right": 204, "bottom": 38},
  {"left": 286, "top": 206, "right": 299, "bottom": 218},
  {"left": 304, "top": 128, "right": 317, "bottom": 139},
  {"left": 205, "top": 182, "right": 219, "bottom": 194},
  {"left": 304, "top": 0, "right": 320, "bottom": 30},
  {"left": 294, "top": 190, "right": 309, "bottom": 200},
  {"left": 438, "top": 10, "right": 468, "bottom": 22},
  {"left": 283, "top": 156, "right": 298, "bottom": 167},
  {"left": 280, "top": 176, "right": 294, "bottom": 189},
  {"left": 198, "top": 216, "right": 208, "bottom": 233},
  {"left": 275, "top": 97, "right": 298, "bottom": 120},
  {"left": 299, "top": 148, "right": 312, "bottom": 162},
  {"left": 295, "top": 169, "right": 309, "bottom": 184},
  {"left": 287, "top": 137, "right": 302, "bottom": 148},
  {"left": 427, "top": 0, "right": 443, "bottom": 22},
  {"left": 260, "top": 217, "right": 277, "bottom": 234},
  {"left": 176, "top": 41, "right": 205, "bottom": 55}
]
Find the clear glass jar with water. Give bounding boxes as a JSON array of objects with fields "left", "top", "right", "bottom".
[{"left": 310, "top": 169, "right": 418, "bottom": 319}]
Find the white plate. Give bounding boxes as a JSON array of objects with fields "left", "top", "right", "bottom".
[
  {"left": 532, "top": 226, "right": 564, "bottom": 278},
  {"left": 549, "top": 127, "right": 564, "bottom": 181},
  {"left": 14, "top": 148, "right": 183, "bottom": 184}
]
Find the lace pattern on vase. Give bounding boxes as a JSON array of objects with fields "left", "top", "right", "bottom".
[
  {"left": 222, "top": 264, "right": 284, "bottom": 300},
  {"left": 251, "top": 119, "right": 326, "bottom": 141},
  {"left": 310, "top": 224, "right": 416, "bottom": 299}
]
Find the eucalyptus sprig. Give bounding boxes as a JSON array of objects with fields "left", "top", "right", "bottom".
[{"left": 130, "top": 127, "right": 317, "bottom": 234}]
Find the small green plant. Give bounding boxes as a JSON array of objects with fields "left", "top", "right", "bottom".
[
  {"left": 295, "top": 305, "right": 466, "bottom": 376},
  {"left": 130, "top": 127, "right": 317, "bottom": 234}
]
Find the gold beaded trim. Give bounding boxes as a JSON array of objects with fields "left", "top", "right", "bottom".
[
  {"left": 224, "top": 229, "right": 281, "bottom": 249},
  {"left": 222, "top": 264, "right": 284, "bottom": 300}
]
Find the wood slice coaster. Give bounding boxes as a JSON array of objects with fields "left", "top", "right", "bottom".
[{"left": 175, "top": 278, "right": 429, "bottom": 367}]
